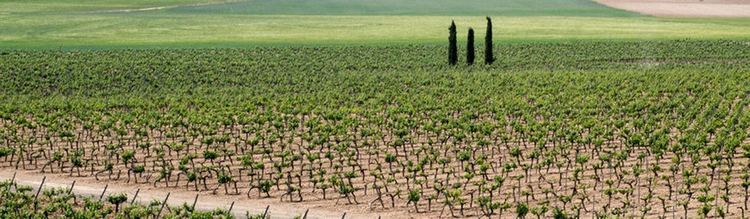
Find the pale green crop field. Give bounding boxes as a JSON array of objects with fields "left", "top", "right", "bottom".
[{"left": 2, "top": 0, "right": 750, "bottom": 48}]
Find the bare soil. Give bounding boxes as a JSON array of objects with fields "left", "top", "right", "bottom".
[{"left": 596, "top": 0, "right": 750, "bottom": 17}]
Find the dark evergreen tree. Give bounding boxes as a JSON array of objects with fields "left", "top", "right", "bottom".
[
  {"left": 448, "top": 20, "right": 458, "bottom": 65},
  {"left": 485, "top": 16, "right": 495, "bottom": 65},
  {"left": 467, "top": 28, "right": 475, "bottom": 65}
]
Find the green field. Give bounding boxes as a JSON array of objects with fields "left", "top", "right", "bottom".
[
  {"left": 2, "top": 0, "right": 750, "bottom": 48},
  {"left": 165, "top": 0, "right": 635, "bottom": 16},
  {"left": 2, "top": 40, "right": 749, "bottom": 96}
]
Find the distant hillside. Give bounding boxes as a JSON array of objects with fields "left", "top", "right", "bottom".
[{"left": 168, "top": 0, "right": 638, "bottom": 16}]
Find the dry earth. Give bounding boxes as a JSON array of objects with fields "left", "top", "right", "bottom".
[{"left": 596, "top": 0, "right": 750, "bottom": 17}]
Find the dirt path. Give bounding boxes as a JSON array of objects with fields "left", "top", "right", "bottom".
[
  {"left": 596, "top": 0, "right": 750, "bottom": 17},
  {"left": 0, "top": 170, "right": 378, "bottom": 219}
]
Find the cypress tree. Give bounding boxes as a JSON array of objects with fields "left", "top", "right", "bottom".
[
  {"left": 448, "top": 20, "right": 458, "bottom": 65},
  {"left": 467, "top": 28, "right": 475, "bottom": 65},
  {"left": 485, "top": 16, "right": 495, "bottom": 65}
]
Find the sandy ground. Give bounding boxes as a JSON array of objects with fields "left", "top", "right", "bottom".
[
  {"left": 0, "top": 170, "right": 379, "bottom": 219},
  {"left": 596, "top": 0, "right": 750, "bottom": 17}
]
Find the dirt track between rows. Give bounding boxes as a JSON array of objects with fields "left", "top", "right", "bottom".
[
  {"left": 596, "top": 0, "right": 750, "bottom": 17},
  {"left": 0, "top": 170, "right": 377, "bottom": 219}
]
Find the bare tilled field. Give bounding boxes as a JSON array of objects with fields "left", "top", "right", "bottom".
[{"left": 597, "top": 0, "right": 750, "bottom": 17}]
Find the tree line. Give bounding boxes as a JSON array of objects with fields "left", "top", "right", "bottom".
[{"left": 449, "top": 17, "right": 495, "bottom": 66}]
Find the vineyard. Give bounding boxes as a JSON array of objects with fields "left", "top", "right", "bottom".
[
  {"left": 0, "top": 179, "right": 239, "bottom": 218},
  {"left": 1, "top": 40, "right": 750, "bottom": 218}
]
